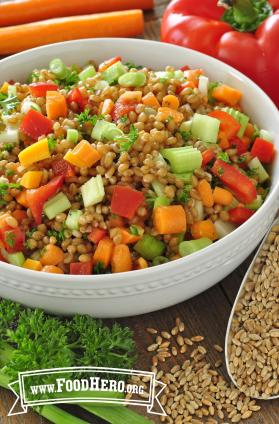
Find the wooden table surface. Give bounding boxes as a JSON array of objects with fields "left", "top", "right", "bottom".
[{"left": 1, "top": 1, "right": 278, "bottom": 423}]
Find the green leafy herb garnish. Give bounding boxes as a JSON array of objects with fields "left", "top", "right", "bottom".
[
  {"left": 93, "top": 261, "right": 110, "bottom": 274},
  {"left": 5, "top": 169, "right": 15, "bottom": 177},
  {"left": 217, "top": 167, "right": 224, "bottom": 176},
  {"left": 179, "top": 130, "right": 190, "bottom": 143},
  {"left": 217, "top": 152, "right": 231, "bottom": 163},
  {"left": 26, "top": 227, "right": 37, "bottom": 238},
  {"left": 124, "top": 62, "right": 143, "bottom": 70},
  {"left": 76, "top": 108, "right": 104, "bottom": 126},
  {"left": 1, "top": 143, "right": 13, "bottom": 152},
  {"left": 5, "top": 231, "right": 15, "bottom": 248},
  {"left": 0, "top": 182, "right": 22, "bottom": 199},
  {"left": 177, "top": 189, "right": 189, "bottom": 204},
  {"left": 47, "top": 135, "right": 57, "bottom": 151},
  {"left": 208, "top": 81, "right": 219, "bottom": 105},
  {"left": 120, "top": 115, "right": 128, "bottom": 123},
  {"left": 47, "top": 228, "right": 65, "bottom": 245},
  {"left": 0, "top": 95, "right": 20, "bottom": 114},
  {"left": 118, "top": 124, "right": 139, "bottom": 152},
  {"left": 129, "top": 225, "right": 140, "bottom": 236},
  {"left": 26, "top": 71, "right": 40, "bottom": 83}
]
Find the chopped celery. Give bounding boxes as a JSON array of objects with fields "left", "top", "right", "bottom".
[
  {"left": 179, "top": 238, "right": 212, "bottom": 256},
  {"left": 161, "top": 147, "right": 202, "bottom": 173},
  {"left": 91, "top": 120, "right": 124, "bottom": 141},
  {"left": 65, "top": 210, "right": 82, "bottom": 230},
  {"left": 0, "top": 128, "right": 19, "bottom": 145},
  {"left": 66, "top": 129, "right": 79, "bottom": 144},
  {"left": 214, "top": 220, "right": 236, "bottom": 239},
  {"left": 154, "top": 196, "right": 171, "bottom": 208},
  {"left": 222, "top": 107, "right": 249, "bottom": 137},
  {"left": 134, "top": 235, "right": 165, "bottom": 260},
  {"left": 173, "top": 172, "right": 193, "bottom": 184},
  {"left": 198, "top": 75, "right": 209, "bottom": 96},
  {"left": 179, "top": 120, "right": 192, "bottom": 134},
  {"left": 248, "top": 157, "right": 269, "bottom": 183},
  {"left": 21, "top": 101, "right": 41, "bottom": 114},
  {"left": 259, "top": 129, "right": 273, "bottom": 142},
  {"left": 94, "top": 80, "right": 109, "bottom": 91},
  {"left": 152, "top": 256, "right": 169, "bottom": 266},
  {"left": 79, "top": 65, "right": 96, "bottom": 82},
  {"left": 49, "top": 58, "right": 68, "bottom": 79},
  {"left": 118, "top": 72, "right": 146, "bottom": 87},
  {"left": 151, "top": 180, "right": 165, "bottom": 197},
  {"left": 44, "top": 192, "right": 71, "bottom": 220},
  {"left": 191, "top": 113, "right": 220, "bottom": 144},
  {"left": 81, "top": 175, "right": 105, "bottom": 207},
  {"left": 246, "top": 195, "right": 263, "bottom": 210},
  {"left": 7, "top": 252, "right": 25, "bottom": 267},
  {"left": 102, "top": 61, "right": 126, "bottom": 84}
]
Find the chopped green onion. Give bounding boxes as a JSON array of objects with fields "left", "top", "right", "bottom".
[
  {"left": 191, "top": 113, "right": 220, "bottom": 144},
  {"left": 49, "top": 58, "right": 68, "bottom": 79},
  {"left": 66, "top": 128, "right": 79, "bottom": 144},
  {"left": 65, "top": 210, "right": 82, "bottom": 230},
  {"left": 179, "top": 238, "right": 212, "bottom": 257},
  {"left": 81, "top": 175, "right": 105, "bottom": 207},
  {"left": 118, "top": 72, "right": 146, "bottom": 87},
  {"left": 161, "top": 147, "right": 202, "bottom": 173},
  {"left": 79, "top": 65, "right": 96, "bottom": 82},
  {"left": 7, "top": 252, "right": 25, "bottom": 267},
  {"left": 134, "top": 235, "right": 165, "bottom": 260},
  {"left": 152, "top": 256, "right": 169, "bottom": 266},
  {"left": 43, "top": 192, "right": 71, "bottom": 220}
]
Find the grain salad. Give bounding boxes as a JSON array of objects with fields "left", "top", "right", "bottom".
[{"left": 0, "top": 57, "right": 275, "bottom": 275}]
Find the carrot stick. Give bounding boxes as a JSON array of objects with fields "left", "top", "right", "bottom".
[
  {"left": 0, "top": 0, "right": 153, "bottom": 27},
  {"left": 0, "top": 10, "right": 144, "bottom": 54},
  {"left": 93, "top": 237, "right": 114, "bottom": 268},
  {"left": 197, "top": 179, "right": 214, "bottom": 208},
  {"left": 111, "top": 244, "right": 132, "bottom": 273}
]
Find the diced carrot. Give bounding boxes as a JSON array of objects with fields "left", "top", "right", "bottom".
[
  {"left": 93, "top": 237, "right": 114, "bottom": 267},
  {"left": 153, "top": 205, "right": 186, "bottom": 235},
  {"left": 18, "top": 138, "right": 50, "bottom": 167},
  {"left": 16, "top": 190, "right": 28, "bottom": 208},
  {"left": 101, "top": 98, "right": 114, "bottom": 115},
  {"left": 213, "top": 187, "right": 233, "bottom": 206},
  {"left": 111, "top": 244, "right": 132, "bottom": 273},
  {"left": 41, "top": 244, "right": 65, "bottom": 266},
  {"left": 244, "top": 122, "right": 254, "bottom": 138},
  {"left": 135, "top": 257, "right": 148, "bottom": 269},
  {"left": 46, "top": 91, "right": 67, "bottom": 120},
  {"left": 119, "top": 91, "right": 142, "bottom": 103},
  {"left": 156, "top": 107, "right": 184, "bottom": 124},
  {"left": 12, "top": 209, "right": 27, "bottom": 223},
  {"left": 42, "top": 265, "right": 64, "bottom": 274},
  {"left": 184, "top": 69, "right": 204, "bottom": 87},
  {"left": 191, "top": 220, "right": 217, "bottom": 241},
  {"left": 197, "top": 179, "right": 214, "bottom": 208},
  {"left": 117, "top": 228, "right": 141, "bottom": 244},
  {"left": 64, "top": 140, "right": 101, "bottom": 168},
  {"left": 108, "top": 215, "right": 125, "bottom": 228},
  {"left": 212, "top": 84, "right": 242, "bottom": 107},
  {"left": 21, "top": 171, "right": 43, "bottom": 189},
  {"left": 218, "top": 130, "right": 230, "bottom": 149},
  {"left": 162, "top": 94, "right": 179, "bottom": 110},
  {"left": 142, "top": 92, "right": 160, "bottom": 108},
  {"left": 23, "top": 258, "right": 42, "bottom": 271},
  {"left": 88, "top": 228, "right": 107, "bottom": 244}
]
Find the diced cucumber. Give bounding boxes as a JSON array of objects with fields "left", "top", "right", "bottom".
[
  {"left": 198, "top": 75, "right": 209, "bottom": 96},
  {"left": 102, "top": 61, "right": 126, "bottom": 84},
  {"left": 161, "top": 147, "right": 202, "bottom": 173},
  {"left": 221, "top": 107, "right": 249, "bottom": 137},
  {"left": 21, "top": 100, "right": 42, "bottom": 114},
  {"left": 81, "top": 175, "right": 105, "bottom": 207},
  {"left": 179, "top": 120, "right": 192, "bottom": 134},
  {"left": 259, "top": 129, "right": 273, "bottom": 142},
  {"left": 79, "top": 65, "right": 96, "bottom": 82},
  {"left": 8, "top": 252, "right": 25, "bottom": 267},
  {"left": 118, "top": 72, "right": 146, "bottom": 87},
  {"left": 66, "top": 128, "right": 79, "bottom": 144},
  {"left": 248, "top": 157, "right": 269, "bottom": 183},
  {"left": 91, "top": 120, "right": 124, "bottom": 141},
  {"left": 91, "top": 120, "right": 109, "bottom": 141},
  {"left": 65, "top": 210, "right": 82, "bottom": 230},
  {"left": 134, "top": 234, "right": 165, "bottom": 260},
  {"left": 43, "top": 192, "right": 71, "bottom": 220},
  {"left": 94, "top": 80, "right": 109, "bottom": 91},
  {"left": 151, "top": 180, "right": 165, "bottom": 197},
  {"left": 246, "top": 195, "right": 263, "bottom": 210},
  {"left": 173, "top": 172, "right": 193, "bottom": 184},
  {"left": 179, "top": 238, "right": 212, "bottom": 256},
  {"left": 154, "top": 196, "right": 171, "bottom": 208},
  {"left": 191, "top": 113, "right": 220, "bottom": 144},
  {"left": 214, "top": 220, "right": 236, "bottom": 239}
]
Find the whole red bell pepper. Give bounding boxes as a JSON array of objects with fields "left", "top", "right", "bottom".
[
  {"left": 161, "top": 0, "right": 279, "bottom": 107},
  {"left": 26, "top": 175, "right": 64, "bottom": 225}
]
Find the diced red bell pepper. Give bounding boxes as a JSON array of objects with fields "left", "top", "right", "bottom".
[
  {"left": 98, "top": 56, "right": 122, "bottom": 72},
  {"left": 176, "top": 81, "right": 196, "bottom": 94},
  {"left": 208, "top": 110, "right": 241, "bottom": 139},
  {"left": 52, "top": 159, "right": 75, "bottom": 178},
  {"left": 180, "top": 65, "right": 189, "bottom": 72},
  {"left": 229, "top": 207, "right": 254, "bottom": 225},
  {"left": 229, "top": 136, "right": 250, "bottom": 155},
  {"left": 211, "top": 159, "right": 257, "bottom": 204},
  {"left": 0, "top": 226, "right": 25, "bottom": 253},
  {"left": 202, "top": 149, "right": 215, "bottom": 167},
  {"left": 26, "top": 175, "right": 64, "bottom": 225},
  {"left": 88, "top": 228, "right": 107, "bottom": 244},
  {"left": 111, "top": 186, "right": 145, "bottom": 220},
  {"left": 20, "top": 109, "right": 53, "bottom": 140},
  {"left": 251, "top": 138, "right": 275, "bottom": 164},
  {"left": 29, "top": 82, "right": 58, "bottom": 98},
  {"left": 112, "top": 101, "right": 137, "bottom": 121},
  {"left": 70, "top": 261, "right": 92, "bottom": 275},
  {"left": 67, "top": 88, "right": 88, "bottom": 112}
]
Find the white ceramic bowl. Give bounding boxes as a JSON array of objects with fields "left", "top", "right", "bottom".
[{"left": 0, "top": 39, "right": 278, "bottom": 318}]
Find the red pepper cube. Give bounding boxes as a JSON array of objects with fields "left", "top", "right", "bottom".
[
  {"left": 0, "top": 226, "right": 25, "bottom": 253},
  {"left": 20, "top": 109, "right": 53, "bottom": 140},
  {"left": 67, "top": 88, "right": 88, "bottom": 112},
  {"left": 111, "top": 186, "right": 145, "bottom": 219},
  {"left": 88, "top": 228, "right": 107, "bottom": 244},
  {"left": 229, "top": 207, "right": 254, "bottom": 225},
  {"left": 251, "top": 137, "right": 275, "bottom": 163},
  {"left": 52, "top": 159, "right": 75, "bottom": 178},
  {"left": 29, "top": 82, "right": 58, "bottom": 98},
  {"left": 70, "top": 261, "right": 93, "bottom": 275}
]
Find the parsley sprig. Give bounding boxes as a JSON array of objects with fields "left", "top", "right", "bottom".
[
  {"left": 117, "top": 124, "right": 139, "bottom": 152},
  {"left": 76, "top": 108, "right": 104, "bottom": 126}
]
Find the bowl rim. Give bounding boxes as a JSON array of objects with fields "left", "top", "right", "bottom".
[{"left": 0, "top": 37, "right": 278, "bottom": 284}]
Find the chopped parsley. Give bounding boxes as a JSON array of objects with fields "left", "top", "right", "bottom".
[
  {"left": 179, "top": 130, "right": 190, "bottom": 143},
  {"left": 5, "top": 231, "right": 15, "bottom": 248},
  {"left": 119, "top": 115, "right": 128, "bottom": 124},
  {"left": 47, "top": 228, "right": 65, "bottom": 245},
  {"left": 238, "top": 155, "right": 247, "bottom": 164},
  {"left": 1, "top": 143, "right": 13, "bottom": 152},
  {"left": 5, "top": 169, "right": 15, "bottom": 177},
  {"left": 26, "top": 228, "right": 37, "bottom": 238},
  {"left": 54, "top": 66, "right": 79, "bottom": 89},
  {"left": 124, "top": 62, "right": 143, "bottom": 70},
  {"left": 217, "top": 167, "right": 224, "bottom": 176},
  {"left": 217, "top": 152, "right": 231, "bottom": 163},
  {"left": 76, "top": 108, "right": 104, "bottom": 126},
  {"left": 0, "top": 95, "right": 20, "bottom": 114},
  {"left": 0, "top": 182, "right": 22, "bottom": 200},
  {"left": 129, "top": 225, "right": 140, "bottom": 236},
  {"left": 26, "top": 71, "right": 40, "bottom": 83},
  {"left": 93, "top": 261, "right": 110, "bottom": 274},
  {"left": 145, "top": 192, "right": 156, "bottom": 208},
  {"left": 0, "top": 93, "right": 8, "bottom": 102},
  {"left": 47, "top": 135, "right": 57, "bottom": 151},
  {"left": 176, "top": 189, "right": 189, "bottom": 204},
  {"left": 118, "top": 124, "right": 139, "bottom": 152}
]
